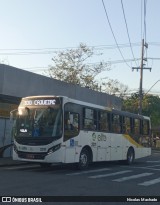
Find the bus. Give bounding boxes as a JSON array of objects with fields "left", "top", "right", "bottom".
[{"left": 10, "top": 95, "right": 151, "bottom": 169}]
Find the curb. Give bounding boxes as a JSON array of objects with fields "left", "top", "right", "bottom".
[
  {"left": 152, "top": 148, "right": 160, "bottom": 152},
  {"left": 0, "top": 158, "right": 29, "bottom": 167},
  {"left": 0, "top": 162, "right": 29, "bottom": 167}
]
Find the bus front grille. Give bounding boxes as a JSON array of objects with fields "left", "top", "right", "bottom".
[{"left": 17, "top": 151, "right": 47, "bottom": 160}]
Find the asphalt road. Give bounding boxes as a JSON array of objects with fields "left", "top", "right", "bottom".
[{"left": 1, "top": 150, "right": 160, "bottom": 204}]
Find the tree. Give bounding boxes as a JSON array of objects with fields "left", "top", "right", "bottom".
[
  {"left": 122, "top": 93, "right": 160, "bottom": 127},
  {"left": 143, "top": 95, "right": 160, "bottom": 127},
  {"left": 47, "top": 43, "right": 110, "bottom": 89},
  {"left": 47, "top": 43, "right": 129, "bottom": 97},
  {"left": 122, "top": 92, "right": 139, "bottom": 113},
  {"left": 99, "top": 78, "right": 129, "bottom": 98}
]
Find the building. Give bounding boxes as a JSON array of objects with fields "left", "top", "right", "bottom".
[{"left": 0, "top": 64, "right": 122, "bottom": 157}]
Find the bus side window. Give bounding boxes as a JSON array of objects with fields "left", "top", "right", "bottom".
[
  {"left": 83, "top": 108, "right": 97, "bottom": 130},
  {"left": 120, "top": 116, "right": 125, "bottom": 133},
  {"left": 134, "top": 119, "right": 140, "bottom": 134},
  {"left": 98, "top": 111, "right": 109, "bottom": 132},
  {"left": 142, "top": 120, "right": 149, "bottom": 135},
  {"left": 112, "top": 114, "right": 121, "bottom": 133},
  {"left": 64, "top": 112, "right": 79, "bottom": 141},
  {"left": 141, "top": 120, "right": 150, "bottom": 147},
  {"left": 125, "top": 117, "right": 131, "bottom": 134}
]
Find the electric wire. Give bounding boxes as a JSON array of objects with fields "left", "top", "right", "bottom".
[
  {"left": 141, "top": 0, "right": 143, "bottom": 39},
  {"left": 143, "top": 0, "right": 147, "bottom": 42},
  {"left": 143, "top": 0, "right": 148, "bottom": 66},
  {"left": 0, "top": 43, "right": 141, "bottom": 55},
  {"left": 20, "top": 58, "right": 141, "bottom": 72},
  {"left": 101, "top": 0, "right": 131, "bottom": 68},
  {"left": 149, "top": 42, "right": 160, "bottom": 46},
  {"left": 120, "top": 0, "right": 139, "bottom": 67}
]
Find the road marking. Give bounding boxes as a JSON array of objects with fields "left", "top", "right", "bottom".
[
  {"left": 121, "top": 165, "right": 160, "bottom": 171},
  {"left": 146, "top": 164, "right": 160, "bottom": 168},
  {"left": 147, "top": 160, "right": 160, "bottom": 163},
  {"left": 152, "top": 152, "right": 160, "bottom": 155},
  {"left": 89, "top": 170, "right": 132, "bottom": 179},
  {"left": 139, "top": 177, "right": 160, "bottom": 186},
  {"left": 136, "top": 166, "right": 160, "bottom": 171},
  {"left": 66, "top": 168, "right": 111, "bottom": 176},
  {"left": 113, "top": 173, "right": 153, "bottom": 182}
]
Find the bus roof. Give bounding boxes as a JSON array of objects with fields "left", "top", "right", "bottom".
[{"left": 21, "top": 95, "right": 150, "bottom": 120}]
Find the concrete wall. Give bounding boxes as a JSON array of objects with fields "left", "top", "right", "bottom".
[
  {"left": 0, "top": 64, "right": 122, "bottom": 109},
  {"left": 0, "top": 65, "right": 4, "bottom": 94},
  {"left": 0, "top": 64, "right": 122, "bottom": 157}
]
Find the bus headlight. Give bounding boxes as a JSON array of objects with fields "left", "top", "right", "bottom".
[{"left": 47, "top": 144, "right": 61, "bottom": 155}]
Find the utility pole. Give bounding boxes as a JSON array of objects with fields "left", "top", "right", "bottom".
[{"left": 132, "top": 39, "right": 152, "bottom": 115}]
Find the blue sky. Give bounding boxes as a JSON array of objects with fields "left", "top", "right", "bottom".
[{"left": 0, "top": 0, "right": 160, "bottom": 94}]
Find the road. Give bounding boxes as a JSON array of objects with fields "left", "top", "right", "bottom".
[{"left": 1, "top": 150, "right": 160, "bottom": 203}]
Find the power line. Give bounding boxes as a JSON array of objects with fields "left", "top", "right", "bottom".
[
  {"left": 120, "top": 0, "right": 139, "bottom": 67},
  {"left": 0, "top": 43, "right": 141, "bottom": 55},
  {"left": 0, "top": 51, "right": 57, "bottom": 56},
  {"left": 21, "top": 58, "right": 141, "bottom": 71},
  {"left": 143, "top": 0, "right": 147, "bottom": 42},
  {"left": 0, "top": 43, "right": 140, "bottom": 51},
  {"left": 141, "top": 0, "right": 147, "bottom": 42},
  {"left": 148, "top": 42, "right": 160, "bottom": 46},
  {"left": 101, "top": 0, "right": 131, "bottom": 68},
  {"left": 143, "top": 0, "right": 148, "bottom": 67},
  {"left": 147, "top": 57, "right": 160, "bottom": 60},
  {"left": 141, "top": 0, "right": 143, "bottom": 39}
]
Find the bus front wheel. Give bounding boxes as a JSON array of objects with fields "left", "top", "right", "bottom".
[
  {"left": 78, "top": 148, "right": 90, "bottom": 170},
  {"left": 126, "top": 148, "right": 135, "bottom": 165}
]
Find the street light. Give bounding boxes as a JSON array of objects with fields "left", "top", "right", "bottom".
[{"left": 144, "top": 80, "right": 160, "bottom": 96}]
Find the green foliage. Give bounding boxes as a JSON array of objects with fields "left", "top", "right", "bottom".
[
  {"left": 100, "top": 78, "right": 129, "bottom": 98},
  {"left": 122, "top": 93, "right": 139, "bottom": 113},
  {"left": 48, "top": 43, "right": 109, "bottom": 89},
  {"left": 47, "top": 43, "right": 129, "bottom": 97},
  {"left": 122, "top": 93, "right": 160, "bottom": 127}
]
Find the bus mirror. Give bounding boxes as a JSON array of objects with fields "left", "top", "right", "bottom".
[
  {"left": 25, "top": 107, "right": 30, "bottom": 115},
  {"left": 18, "top": 107, "right": 30, "bottom": 116},
  {"left": 10, "top": 109, "right": 18, "bottom": 121}
]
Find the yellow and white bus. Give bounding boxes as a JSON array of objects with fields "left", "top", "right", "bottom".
[{"left": 11, "top": 95, "right": 151, "bottom": 169}]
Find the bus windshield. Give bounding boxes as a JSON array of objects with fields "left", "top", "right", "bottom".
[{"left": 13, "top": 106, "right": 62, "bottom": 138}]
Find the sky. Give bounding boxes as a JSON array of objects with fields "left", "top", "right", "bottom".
[{"left": 0, "top": 0, "right": 160, "bottom": 95}]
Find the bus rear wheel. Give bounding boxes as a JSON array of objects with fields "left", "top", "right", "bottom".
[
  {"left": 126, "top": 148, "right": 135, "bottom": 165},
  {"left": 78, "top": 148, "right": 90, "bottom": 170}
]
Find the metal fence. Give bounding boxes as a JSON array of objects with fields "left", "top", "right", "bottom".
[{"left": 0, "top": 118, "right": 12, "bottom": 157}]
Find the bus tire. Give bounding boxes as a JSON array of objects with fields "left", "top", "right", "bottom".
[
  {"left": 78, "top": 148, "right": 90, "bottom": 170},
  {"left": 126, "top": 148, "right": 135, "bottom": 165}
]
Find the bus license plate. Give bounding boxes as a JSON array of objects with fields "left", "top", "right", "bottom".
[{"left": 26, "top": 154, "right": 35, "bottom": 159}]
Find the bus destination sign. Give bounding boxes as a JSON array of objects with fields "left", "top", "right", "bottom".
[{"left": 21, "top": 97, "right": 61, "bottom": 107}]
